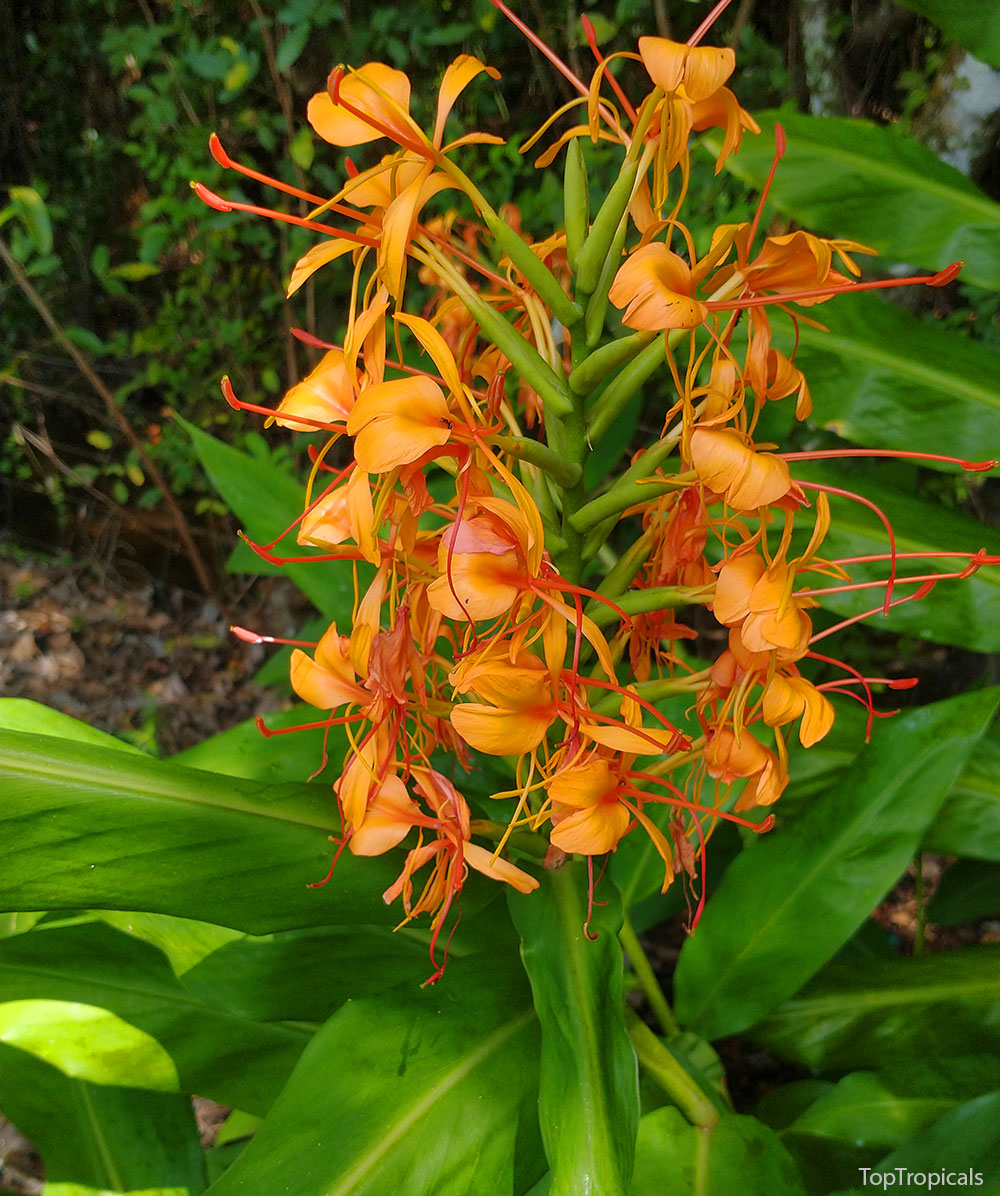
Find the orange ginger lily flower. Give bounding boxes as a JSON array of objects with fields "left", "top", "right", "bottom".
[
  {"left": 703, "top": 726, "right": 787, "bottom": 810},
  {"left": 346, "top": 375, "right": 454, "bottom": 472},
  {"left": 689, "top": 426, "right": 796, "bottom": 511},
  {"left": 273, "top": 347, "right": 357, "bottom": 431},
  {"left": 608, "top": 243, "right": 708, "bottom": 331},
  {"left": 546, "top": 755, "right": 630, "bottom": 856},
  {"left": 450, "top": 651, "right": 559, "bottom": 756}
]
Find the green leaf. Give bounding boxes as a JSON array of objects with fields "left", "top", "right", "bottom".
[
  {"left": 0, "top": 921, "right": 310, "bottom": 1114},
  {"left": 786, "top": 1065, "right": 990, "bottom": 1150},
  {"left": 923, "top": 732, "right": 1000, "bottom": 859},
  {"left": 0, "top": 1044, "right": 205, "bottom": 1195},
  {"left": 0, "top": 730, "right": 399, "bottom": 935},
  {"left": 276, "top": 21, "right": 311, "bottom": 72},
  {"left": 179, "top": 416, "right": 358, "bottom": 620},
  {"left": 798, "top": 461, "right": 1000, "bottom": 652},
  {"left": 863, "top": 1092, "right": 1000, "bottom": 1191},
  {"left": 894, "top": 0, "right": 1000, "bottom": 68},
  {"left": 3, "top": 185, "right": 53, "bottom": 254},
  {"left": 180, "top": 925, "right": 432, "bottom": 1022},
  {"left": 171, "top": 705, "right": 343, "bottom": 784},
  {"left": 926, "top": 859, "right": 1000, "bottom": 926},
  {"left": 0, "top": 697, "right": 145, "bottom": 755},
  {"left": 631, "top": 1106, "right": 805, "bottom": 1196},
  {"left": 778, "top": 291, "right": 1000, "bottom": 466},
  {"left": 672, "top": 688, "right": 999, "bottom": 1040},
  {"left": 201, "top": 961, "right": 544, "bottom": 1196},
  {"left": 509, "top": 863, "right": 639, "bottom": 1196},
  {"left": 720, "top": 112, "right": 1000, "bottom": 289},
  {"left": 0, "top": 999, "right": 178, "bottom": 1090},
  {"left": 748, "top": 946, "right": 1000, "bottom": 1070}
]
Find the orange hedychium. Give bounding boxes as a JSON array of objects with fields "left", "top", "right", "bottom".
[{"left": 203, "top": 0, "right": 997, "bottom": 982}]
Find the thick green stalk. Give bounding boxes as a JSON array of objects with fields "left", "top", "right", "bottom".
[
  {"left": 569, "top": 330, "right": 658, "bottom": 397},
  {"left": 625, "top": 1009, "right": 723, "bottom": 1129},
  {"left": 564, "top": 137, "right": 589, "bottom": 272},
  {"left": 620, "top": 917, "right": 679, "bottom": 1037},
  {"left": 587, "top": 333, "right": 667, "bottom": 444},
  {"left": 509, "top": 864, "right": 639, "bottom": 1196},
  {"left": 587, "top": 583, "right": 715, "bottom": 627}
]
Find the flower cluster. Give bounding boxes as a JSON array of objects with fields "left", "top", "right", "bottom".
[{"left": 201, "top": 1, "right": 996, "bottom": 981}]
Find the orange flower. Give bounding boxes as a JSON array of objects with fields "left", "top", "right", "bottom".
[
  {"left": 689, "top": 426, "right": 793, "bottom": 511},
  {"left": 346, "top": 375, "right": 454, "bottom": 472},
  {"left": 609, "top": 243, "right": 708, "bottom": 331},
  {"left": 547, "top": 756, "right": 630, "bottom": 856}
]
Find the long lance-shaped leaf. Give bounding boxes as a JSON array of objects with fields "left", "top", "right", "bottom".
[
  {"left": 714, "top": 111, "right": 1000, "bottom": 289},
  {"left": 0, "top": 1043, "right": 206, "bottom": 1195},
  {"left": 672, "top": 687, "right": 999, "bottom": 1041},
  {"left": 508, "top": 862, "right": 639, "bottom": 1196},
  {"left": 775, "top": 291, "right": 1000, "bottom": 467},
  {"left": 0, "top": 730, "right": 398, "bottom": 935},
  {"left": 747, "top": 946, "right": 1000, "bottom": 1071},
  {"left": 894, "top": 0, "right": 1000, "bottom": 68},
  {"left": 179, "top": 416, "right": 360, "bottom": 618},
  {"left": 201, "top": 960, "right": 544, "bottom": 1196},
  {"left": 0, "top": 920, "right": 310, "bottom": 1115},
  {"left": 632, "top": 1105, "right": 806, "bottom": 1196}
]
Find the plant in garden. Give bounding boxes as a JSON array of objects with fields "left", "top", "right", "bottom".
[{"left": 2, "top": 2, "right": 999, "bottom": 1195}]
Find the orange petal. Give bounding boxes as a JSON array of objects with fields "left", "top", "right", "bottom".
[
  {"left": 349, "top": 776, "right": 421, "bottom": 856},
  {"left": 549, "top": 801, "right": 630, "bottom": 856},
  {"left": 464, "top": 841, "right": 539, "bottom": 893},
  {"left": 274, "top": 349, "right": 355, "bottom": 430},
  {"left": 450, "top": 702, "right": 553, "bottom": 756},
  {"left": 713, "top": 553, "right": 766, "bottom": 625},
  {"left": 347, "top": 376, "right": 452, "bottom": 472},
  {"left": 289, "top": 647, "right": 364, "bottom": 711},
  {"left": 433, "top": 56, "right": 501, "bottom": 147},
  {"left": 287, "top": 239, "right": 357, "bottom": 297},
  {"left": 609, "top": 243, "right": 707, "bottom": 331},
  {"left": 307, "top": 63, "right": 412, "bottom": 147}
]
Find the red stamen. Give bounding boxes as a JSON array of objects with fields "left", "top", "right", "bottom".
[
  {"left": 799, "top": 480, "right": 897, "bottom": 614},
  {"left": 192, "top": 182, "right": 379, "bottom": 248},
  {"left": 580, "top": 14, "right": 637, "bottom": 123},
  {"left": 746, "top": 124, "right": 785, "bottom": 255},
  {"left": 706, "top": 263, "right": 965, "bottom": 312},
  {"left": 489, "top": 0, "right": 589, "bottom": 98},
  {"left": 688, "top": 0, "right": 738, "bottom": 47},
  {"left": 209, "top": 132, "right": 328, "bottom": 206},
  {"left": 783, "top": 448, "right": 998, "bottom": 473},
  {"left": 231, "top": 625, "right": 319, "bottom": 647}
]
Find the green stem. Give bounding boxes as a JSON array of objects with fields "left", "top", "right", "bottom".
[
  {"left": 587, "top": 583, "right": 716, "bottom": 627},
  {"left": 625, "top": 1009, "right": 722, "bottom": 1129},
  {"left": 620, "top": 917, "right": 680, "bottom": 1037}
]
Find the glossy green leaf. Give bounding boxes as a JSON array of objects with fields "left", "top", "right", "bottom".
[
  {"left": 0, "top": 1043, "right": 205, "bottom": 1194},
  {"left": 0, "top": 921, "right": 310, "bottom": 1114},
  {"left": 202, "top": 960, "right": 544, "bottom": 1196},
  {"left": 797, "top": 462, "right": 1000, "bottom": 652},
  {"left": 923, "top": 733, "right": 1000, "bottom": 859},
  {"left": 777, "top": 291, "right": 1000, "bottom": 466},
  {"left": 720, "top": 112, "right": 1000, "bottom": 289},
  {"left": 673, "top": 688, "right": 999, "bottom": 1040},
  {"left": 0, "top": 729, "right": 399, "bottom": 935},
  {"left": 894, "top": 0, "right": 1000, "bottom": 67},
  {"left": 926, "top": 859, "right": 1000, "bottom": 926},
  {"left": 509, "top": 863, "right": 639, "bottom": 1196},
  {"left": 171, "top": 704, "right": 344, "bottom": 784},
  {"left": 786, "top": 1064, "right": 991, "bottom": 1150},
  {"left": 859, "top": 1093, "right": 1000, "bottom": 1192},
  {"left": 0, "top": 696, "right": 145, "bottom": 754},
  {"left": 631, "top": 1106, "right": 805, "bottom": 1196},
  {"left": 748, "top": 946, "right": 1000, "bottom": 1070},
  {"left": 180, "top": 416, "right": 357, "bottom": 620},
  {"left": 0, "top": 998, "right": 178, "bottom": 1090},
  {"left": 179, "top": 925, "right": 432, "bottom": 1022}
]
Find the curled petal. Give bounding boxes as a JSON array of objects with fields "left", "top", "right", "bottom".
[
  {"left": 690, "top": 427, "right": 791, "bottom": 509},
  {"left": 450, "top": 702, "right": 554, "bottom": 756},
  {"left": 549, "top": 800, "right": 630, "bottom": 856},
  {"left": 347, "top": 376, "right": 452, "bottom": 472},
  {"left": 638, "top": 38, "right": 735, "bottom": 102},
  {"left": 463, "top": 841, "right": 539, "bottom": 893},
  {"left": 609, "top": 243, "right": 707, "bottom": 331},
  {"left": 308, "top": 63, "right": 412, "bottom": 147},
  {"left": 349, "top": 776, "right": 422, "bottom": 856}
]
